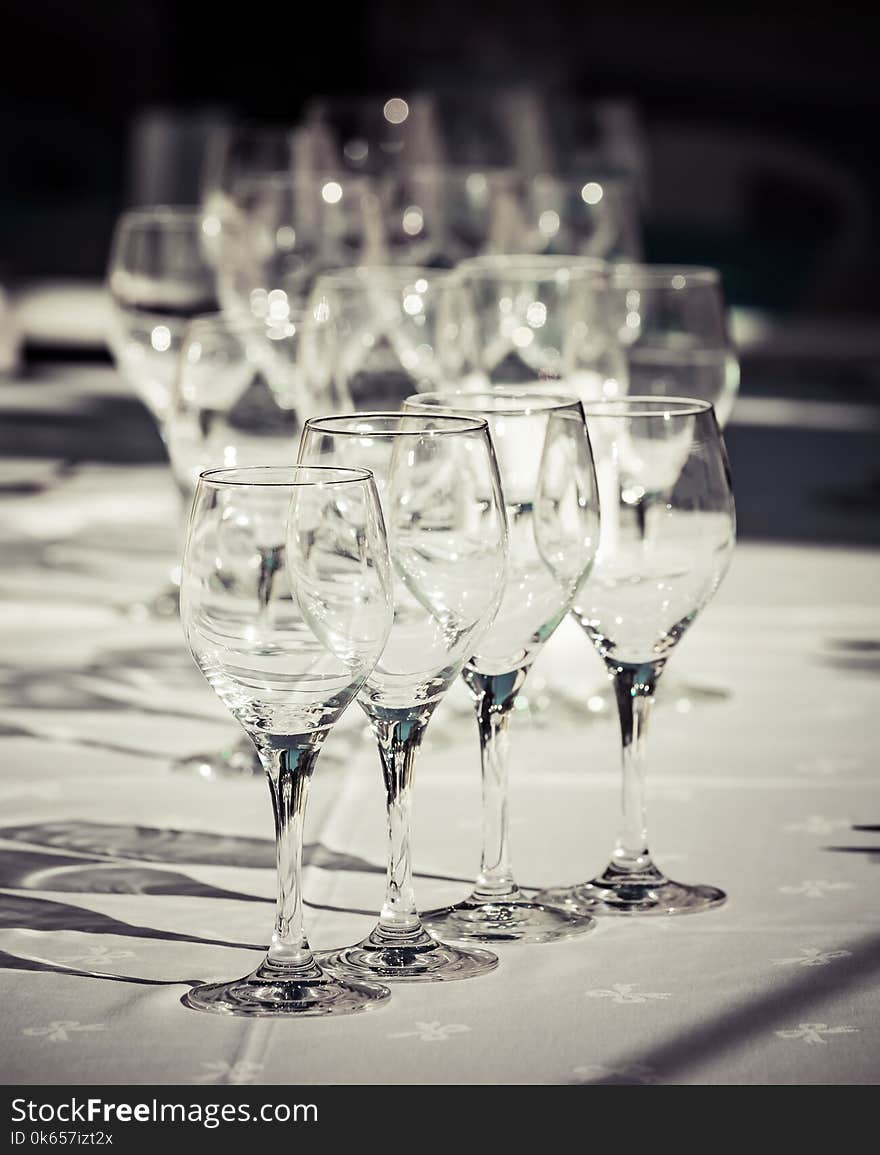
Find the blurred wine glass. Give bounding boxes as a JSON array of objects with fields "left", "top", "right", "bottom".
[
  {"left": 302, "top": 93, "right": 443, "bottom": 174},
  {"left": 107, "top": 207, "right": 218, "bottom": 426},
  {"left": 380, "top": 165, "right": 522, "bottom": 267},
  {"left": 607, "top": 264, "right": 740, "bottom": 427},
  {"left": 200, "top": 123, "right": 301, "bottom": 269},
  {"left": 521, "top": 174, "right": 643, "bottom": 260},
  {"left": 167, "top": 309, "right": 350, "bottom": 779},
  {"left": 453, "top": 254, "right": 610, "bottom": 389},
  {"left": 215, "top": 172, "right": 385, "bottom": 326},
  {"left": 106, "top": 206, "right": 218, "bottom": 616},
  {"left": 309, "top": 266, "right": 463, "bottom": 408}
]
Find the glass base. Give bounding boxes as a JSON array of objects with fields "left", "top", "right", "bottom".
[
  {"left": 422, "top": 890, "right": 597, "bottom": 943},
  {"left": 182, "top": 958, "right": 390, "bottom": 1016},
  {"left": 173, "top": 736, "right": 263, "bottom": 779},
  {"left": 534, "top": 862, "right": 726, "bottom": 917},
  {"left": 320, "top": 927, "right": 499, "bottom": 983}
]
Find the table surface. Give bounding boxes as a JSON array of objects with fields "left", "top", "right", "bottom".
[{"left": 0, "top": 380, "right": 878, "bottom": 1086}]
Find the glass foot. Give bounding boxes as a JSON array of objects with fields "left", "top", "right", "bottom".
[
  {"left": 534, "top": 862, "right": 726, "bottom": 917},
  {"left": 173, "top": 736, "right": 263, "bottom": 779},
  {"left": 422, "top": 891, "right": 596, "bottom": 943},
  {"left": 320, "top": 927, "right": 499, "bottom": 983},
  {"left": 182, "top": 958, "right": 390, "bottom": 1016}
]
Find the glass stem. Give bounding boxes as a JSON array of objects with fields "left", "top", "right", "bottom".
[
  {"left": 259, "top": 742, "right": 321, "bottom": 971},
  {"left": 371, "top": 712, "right": 429, "bottom": 942},
  {"left": 463, "top": 667, "right": 528, "bottom": 902},
  {"left": 608, "top": 660, "right": 664, "bottom": 873}
]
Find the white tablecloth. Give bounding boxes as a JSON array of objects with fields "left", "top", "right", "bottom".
[{"left": 0, "top": 458, "right": 877, "bottom": 1086}]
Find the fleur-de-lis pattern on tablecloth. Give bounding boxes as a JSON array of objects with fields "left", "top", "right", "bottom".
[
  {"left": 573, "top": 1062, "right": 664, "bottom": 1085},
  {"left": 778, "top": 880, "right": 856, "bottom": 898},
  {"left": 783, "top": 816, "right": 852, "bottom": 835},
  {"left": 22, "top": 1021, "right": 107, "bottom": 1043},
  {"left": 775, "top": 1023, "right": 859, "bottom": 1045},
  {"left": 770, "top": 947, "right": 852, "bottom": 968},
  {"left": 584, "top": 983, "right": 671, "bottom": 1005},
  {"left": 389, "top": 1022, "right": 471, "bottom": 1042},
  {"left": 194, "top": 1061, "right": 265, "bottom": 1085}
]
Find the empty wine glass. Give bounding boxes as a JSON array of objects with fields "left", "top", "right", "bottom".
[
  {"left": 534, "top": 398, "right": 736, "bottom": 915},
  {"left": 454, "top": 255, "right": 608, "bottom": 389},
  {"left": 200, "top": 123, "right": 302, "bottom": 269},
  {"left": 406, "top": 390, "right": 601, "bottom": 942},
  {"left": 106, "top": 206, "right": 218, "bottom": 616},
  {"left": 522, "top": 174, "right": 643, "bottom": 260},
  {"left": 299, "top": 413, "right": 508, "bottom": 980},
  {"left": 180, "top": 465, "right": 394, "bottom": 1014},
  {"left": 606, "top": 264, "right": 740, "bottom": 711},
  {"left": 216, "top": 172, "right": 384, "bottom": 325},
  {"left": 380, "top": 166, "right": 522, "bottom": 267},
  {"left": 607, "top": 265, "right": 740, "bottom": 426},
  {"left": 309, "top": 267, "right": 465, "bottom": 408},
  {"left": 167, "top": 310, "right": 350, "bottom": 780},
  {"left": 107, "top": 208, "right": 218, "bottom": 427}
]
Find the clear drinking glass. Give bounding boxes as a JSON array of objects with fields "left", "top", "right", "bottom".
[
  {"left": 106, "top": 206, "right": 218, "bottom": 615},
  {"left": 200, "top": 123, "right": 300, "bottom": 269},
  {"left": 216, "top": 172, "right": 384, "bottom": 325},
  {"left": 522, "top": 174, "right": 643, "bottom": 260},
  {"left": 309, "top": 266, "right": 465, "bottom": 409},
  {"left": 380, "top": 165, "right": 522, "bottom": 267},
  {"left": 167, "top": 310, "right": 350, "bottom": 780},
  {"left": 298, "top": 414, "right": 508, "bottom": 980},
  {"left": 180, "top": 465, "right": 394, "bottom": 1014},
  {"left": 405, "top": 390, "right": 601, "bottom": 942},
  {"left": 454, "top": 255, "right": 609, "bottom": 389},
  {"left": 534, "top": 398, "right": 736, "bottom": 915},
  {"left": 107, "top": 207, "right": 218, "bottom": 428},
  {"left": 607, "top": 265, "right": 740, "bottom": 427}
]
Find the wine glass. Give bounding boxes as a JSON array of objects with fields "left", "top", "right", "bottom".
[
  {"left": 200, "top": 123, "right": 301, "bottom": 269},
  {"left": 215, "top": 172, "right": 385, "bottom": 325},
  {"left": 309, "top": 267, "right": 465, "bottom": 409},
  {"left": 607, "top": 265, "right": 740, "bottom": 426},
  {"left": 107, "top": 207, "right": 218, "bottom": 427},
  {"left": 167, "top": 310, "right": 350, "bottom": 780},
  {"left": 106, "top": 206, "right": 218, "bottom": 615},
  {"left": 298, "top": 413, "right": 509, "bottom": 980},
  {"left": 405, "top": 390, "right": 601, "bottom": 942},
  {"left": 380, "top": 166, "right": 522, "bottom": 267},
  {"left": 522, "top": 174, "right": 643, "bottom": 260},
  {"left": 605, "top": 264, "right": 740, "bottom": 710},
  {"left": 454, "top": 255, "right": 609, "bottom": 389},
  {"left": 534, "top": 397, "right": 736, "bottom": 915},
  {"left": 180, "top": 465, "right": 394, "bottom": 1014}
]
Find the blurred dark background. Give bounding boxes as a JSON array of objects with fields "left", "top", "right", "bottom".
[{"left": 2, "top": 0, "right": 878, "bottom": 314}]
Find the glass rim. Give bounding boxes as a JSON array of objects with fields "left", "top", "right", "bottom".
[
  {"left": 405, "top": 388, "right": 584, "bottom": 417},
  {"left": 611, "top": 263, "right": 720, "bottom": 287},
  {"left": 197, "top": 465, "right": 375, "bottom": 488},
  {"left": 458, "top": 253, "right": 608, "bottom": 276},
  {"left": 304, "top": 412, "right": 490, "bottom": 437},
  {"left": 581, "top": 395, "right": 715, "bottom": 418}
]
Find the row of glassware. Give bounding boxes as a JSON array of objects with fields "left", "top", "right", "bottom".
[
  {"left": 174, "top": 399, "right": 734, "bottom": 1017},
  {"left": 103, "top": 198, "right": 737, "bottom": 1016}
]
